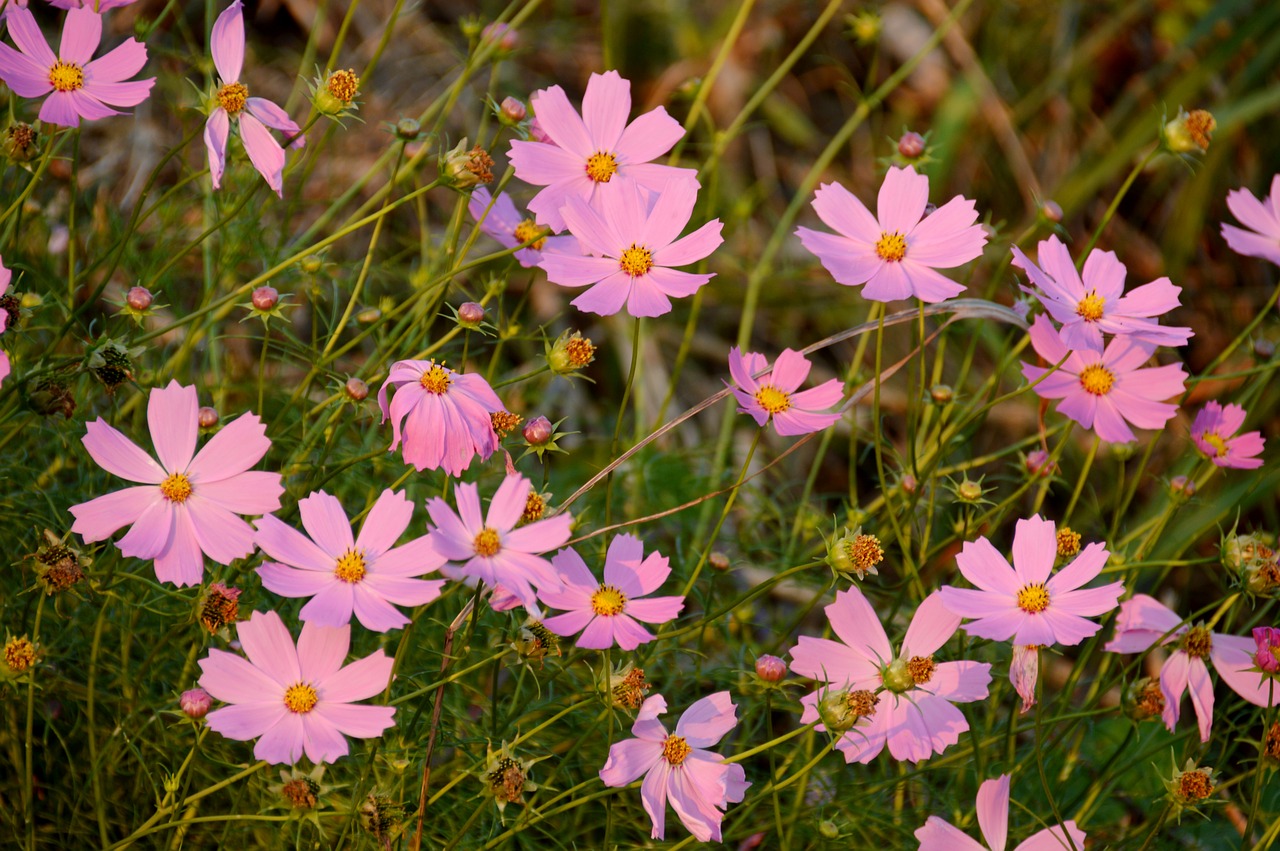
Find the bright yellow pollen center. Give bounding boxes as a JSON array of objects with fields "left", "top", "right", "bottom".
[
  {"left": 1079, "top": 363, "right": 1115, "bottom": 396},
  {"left": 514, "top": 219, "right": 547, "bottom": 251},
  {"left": 875, "top": 230, "right": 907, "bottom": 262},
  {"left": 661, "top": 734, "right": 691, "bottom": 766},
  {"left": 334, "top": 549, "right": 367, "bottom": 583},
  {"left": 419, "top": 364, "right": 452, "bottom": 394},
  {"left": 1017, "top": 583, "right": 1050, "bottom": 614},
  {"left": 585, "top": 151, "right": 618, "bottom": 183},
  {"left": 160, "top": 473, "right": 193, "bottom": 503},
  {"left": 754, "top": 385, "right": 791, "bottom": 415},
  {"left": 283, "top": 683, "right": 318, "bottom": 713},
  {"left": 1076, "top": 290, "right": 1106, "bottom": 321},
  {"left": 474, "top": 527, "right": 502, "bottom": 557},
  {"left": 591, "top": 585, "right": 627, "bottom": 617},
  {"left": 907, "top": 655, "right": 935, "bottom": 685},
  {"left": 217, "top": 81, "right": 249, "bottom": 115},
  {"left": 49, "top": 61, "right": 84, "bottom": 92},
  {"left": 619, "top": 244, "right": 653, "bottom": 277},
  {"left": 1201, "top": 431, "right": 1229, "bottom": 457},
  {"left": 1182, "top": 625, "right": 1213, "bottom": 659}
]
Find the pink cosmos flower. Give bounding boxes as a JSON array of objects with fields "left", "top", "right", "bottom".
[
  {"left": 507, "top": 70, "right": 698, "bottom": 232},
  {"left": 198, "top": 610, "right": 395, "bottom": 764},
  {"left": 941, "top": 516, "right": 1123, "bottom": 647},
  {"left": 377, "top": 359, "right": 507, "bottom": 476},
  {"left": 205, "top": 0, "right": 304, "bottom": 197},
  {"left": 790, "top": 588, "right": 992, "bottom": 764},
  {"left": 539, "top": 534, "right": 685, "bottom": 650},
  {"left": 1012, "top": 235, "right": 1192, "bottom": 351},
  {"left": 0, "top": 7, "right": 154, "bottom": 127},
  {"left": 69, "top": 381, "right": 283, "bottom": 587},
  {"left": 47, "top": 0, "right": 137, "bottom": 9},
  {"left": 425, "top": 474, "right": 572, "bottom": 610},
  {"left": 1255, "top": 627, "right": 1280, "bottom": 674},
  {"left": 539, "top": 177, "right": 722, "bottom": 317},
  {"left": 1221, "top": 174, "right": 1280, "bottom": 266},
  {"left": 1104, "top": 594, "right": 1277, "bottom": 741},
  {"left": 1191, "top": 401, "right": 1265, "bottom": 470},
  {"left": 1020, "top": 314, "right": 1186, "bottom": 444},
  {"left": 795, "top": 166, "right": 988, "bottom": 303},
  {"left": 726, "top": 347, "right": 843, "bottom": 436},
  {"left": 467, "top": 187, "right": 579, "bottom": 268},
  {"left": 255, "top": 489, "right": 446, "bottom": 633},
  {"left": 915, "top": 774, "right": 1086, "bottom": 851},
  {"left": 599, "top": 692, "right": 749, "bottom": 842}
]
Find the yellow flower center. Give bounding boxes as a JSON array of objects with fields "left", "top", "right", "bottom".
[
  {"left": 845, "top": 689, "right": 879, "bottom": 718},
  {"left": 1182, "top": 625, "right": 1213, "bottom": 659},
  {"left": 48, "top": 61, "right": 84, "bottom": 93},
  {"left": 1078, "top": 363, "right": 1115, "bottom": 396},
  {"left": 591, "top": 585, "right": 627, "bottom": 617},
  {"left": 1016, "top": 583, "right": 1050, "bottom": 614},
  {"left": 585, "top": 151, "right": 618, "bottom": 183},
  {"left": 874, "top": 230, "right": 907, "bottom": 262},
  {"left": 513, "top": 219, "right": 547, "bottom": 251},
  {"left": 4, "top": 637, "right": 36, "bottom": 673},
  {"left": 419, "top": 363, "right": 452, "bottom": 394},
  {"left": 907, "top": 655, "right": 935, "bottom": 685},
  {"left": 326, "top": 69, "right": 359, "bottom": 105},
  {"left": 473, "top": 527, "right": 502, "bottom": 557},
  {"left": 1076, "top": 290, "right": 1106, "bottom": 321},
  {"left": 334, "top": 549, "right": 367, "bottom": 583},
  {"left": 160, "top": 473, "right": 193, "bottom": 503},
  {"left": 283, "top": 683, "right": 318, "bottom": 713},
  {"left": 1201, "top": 431, "right": 1229, "bottom": 458},
  {"left": 619, "top": 244, "right": 653, "bottom": 277},
  {"left": 217, "top": 81, "right": 249, "bottom": 116},
  {"left": 754, "top": 385, "right": 791, "bottom": 415},
  {"left": 1056, "top": 528, "right": 1081, "bottom": 557},
  {"left": 1178, "top": 769, "right": 1213, "bottom": 800},
  {"left": 661, "top": 734, "right": 691, "bottom": 766},
  {"left": 521, "top": 491, "right": 545, "bottom": 524}
]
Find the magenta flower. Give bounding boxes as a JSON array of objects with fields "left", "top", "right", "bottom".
[
  {"left": 205, "top": 0, "right": 304, "bottom": 196},
  {"left": 1255, "top": 627, "right": 1280, "bottom": 675},
  {"left": 795, "top": 166, "right": 988, "bottom": 303},
  {"left": 0, "top": 7, "right": 154, "bottom": 127},
  {"left": 425, "top": 474, "right": 572, "bottom": 610},
  {"left": 0, "top": 256, "right": 10, "bottom": 384},
  {"left": 198, "top": 610, "right": 395, "bottom": 764},
  {"left": 790, "top": 588, "right": 992, "bottom": 764},
  {"left": 507, "top": 70, "right": 698, "bottom": 233},
  {"left": 539, "top": 534, "right": 684, "bottom": 650},
  {"left": 1222, "top": 174, "right": 1280, "bottom": 266},
  {"left": 941, "top": 516, "right": 1123, "bottom": 647},
  {"left": 69, "top": 381, "right": 282, "bottom": 587},
  {"left": 0, "top": 0, "right": 26, "bottom": 21},
  {"left": 1191, "top": 401, "right": 1265, "bottom": 470},
  {"left": 599, "top": 692, "right": 749, "bottom": 842},
  {"left": 467, "top": 187, "right": 579, "bottom": 268},
  {"left": 47, "top": 0, "right": 137, "bottom": 9},
  {"left": 539, "top": 177, "right": 722, "bottom": 317},
  {"left": 726, "top": 347, "right": 843, "bottom": 436},
  {"left": 1104, "top": 594, "right": 1277, "bottom": 740},
  {"left": 1012, "top": 235, "right": 1192, "bottom": 351},
  {"left": 1020, "top": 314, "right": 1186, "bottom": 444},
  {"left": 915, "top": 774, "right": 1086, "bottom": 851},
  {"left": 255, "top": 489, "right": 446, "bottom": 633},
  {"left": 377, "top": 359, "right": 507, "bottom": 476}
]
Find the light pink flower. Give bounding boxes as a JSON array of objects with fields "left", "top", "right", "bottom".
[
  {"left": 915, "top": 774, "right": 1086, "bottom": 851},
  {"left": 1012, "top": 235, "right": 1192, "bottom": 351},
  {"left": 726, "top": 347, "right": 843, "bottom": 436},
  {"left": 1010, "top": 644, "right": 1038, "bottom": 714},
  {"left": 1104, "top": 594, "right": 1277, "bottom": 741},
  {"left": 539, "top": 177, "right": 722, "bottom": 317},
  {"left": 198, "top": 610, "right": 395, "bottom": 764},
  {"left": 507, "top": 70, "right": 698, "bottom": 232},
  {"left": 539, "top": 534, "right": 684, "bottom": 650},
  {"left": 47, "top": 0, "right": 137, "bottom": 9},
  {"left": 0, "top": 255, "right": 10, "bottom": 379},
  {"left": 255, "top": 489, "right": 446, "bottom": 633},
  {"left": 599, "top": 692, "right": 749, "bottom": 842},
  {"left": 1255, "top": 627, "right": 1280, "bottom": 674},
  {"left": 377, "top": 359, "right": 507, "bottom": 476},
  {"left": 0, "top": 7, "right": 154, "bottom": 127},
  {"left": 1222, "top": 174, "right": 1280, "bottom": 266},
  {"left": 941, "top": 516, "right": 1123, "bottom": 647},
  {"left": 1191, "top": 401, "right": 1265, "bottom": 470},
  {"left": 467, "top": 187, "right": 579, "bottom": 268},
  {"left": 205, "top": 0, "right": 304, "bottom": 196},
  {"left": 795, "top": 166, "right": 988, "bottom": 303},
  {"left": 425, "top": 474, "right": 571, "bottom": 610},
  {"left": 69, "top": 381, "right": 282, "bottom": 587},
  {"left": 790, "top": 588, "right": 992, "bottom": 764},
  {"left": 1020, "top": 314, "right": 1186, "bottom": 444}
]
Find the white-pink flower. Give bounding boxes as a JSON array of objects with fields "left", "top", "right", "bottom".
[{"left": 915, "top": 774, "right": 1086, "bottom": 850}]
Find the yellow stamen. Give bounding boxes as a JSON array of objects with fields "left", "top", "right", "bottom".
[
  {"left": 48, "top": 61, "right": 84, "bottom": 93},
  {"left": 619, "top": 244, "right": 653, "bottom": 277},
  {"left": 217, "top": 81, "right": 249, "bottom": 116},
  {"left": 474, "top": 527, "right": 501, "bottom": 557},
  {"left": 514, "top": 219, "right": 547, "bottom": 251},
  {"left": 326, "top": 69, "right": 359, "bottom": 105},
  {"left": 906, "top": 655, "right": 935, "bottom": 685},
  {"left": 754, "top": 385, "right": 791, "bottom": 415},
  {"left": 1017, "top": 583, "right": 1050, "bottom": 614},
  {"left": 590, "top": 585, "right": 627, "bottom": 617},
  {"left": 419, "top": 363, "right": 452, "bottom": 394},
  {"left": 283, "top": 683, "right": 318, "bottom": 713},
  {"left": 661, "top": 734, "right": 691, "bottom": 766},
  {"left": 845, "top": 689, "right": 878, "bottom": 718},
  {"left": 874, "top": 231, "right": 907, "bottom": 262},
  {"left": 1078, "top": 363, "right": 1115, "bottom": 396},
  {"left": 1076, "top": 290, "right": 1105, "bottom": 321},
  {"left": 1182, "top": 625, "right": 1213, "bottom": 659},
  {"left": 334, "top": 549, "right": 366, "bottom": 583},
  {"left": 1200, "top": 431, "right": 1229, "bottom": 458},
  {"left": 585, "top": 151, "right": 618, "bottom": 183},
  {"left": 160, "top": 473, "right": 193, "bottom": 503}
]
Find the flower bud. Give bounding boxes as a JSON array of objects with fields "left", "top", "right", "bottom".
[
  {"left": 499, "top": 97, "right": 527, "bottom": 125},
  {"left": 1163, "top": 108, "right": 1215, "bottom": 154},
  {"left": 251, "top": 286, "right": 279, "bottom": 311},
  {"left": 897, "top": 131, "right": 925, "bottom": 159},
  {"left": 345, "top": 378, "right": 369, "bottom": 402},
  {"left": 394, "top": 118, "right": 421, "bottom": 140},
  {"left": 441, "top": 139, "right": 494, "bottom": 187},
  {"left": 527, "top": 116, "right": 552, "bottom": 144},
  {"left": 955, "top": 477, "right": 984, "bottom": 502},
  {"left": 1041, "top": 200, "right": 1063, "bottom": 223},
  {"left": 198, "top": 406, "right": 219, "bottom": 428},
  {"left": 1255, "top": 338, "right": 1276, "bottom": 360},
  {"left": 1168, "top": 475, "right": 1195, "bottom": 501},
  {"left": 458, "top": 301, "right": 486, "bottom": 327},
  {"left": 1024, "top": 449, "right": 1057, "bottom": 478},
  {"left": 819, "top": 821, "right": 841, "bottom": 840},
  {"left": 709, "top": 552, "right": 730, "bottom": 571},
  {"left": 848, "top": 11, "right": 881, "bottom": 45},
  {"left": 1056, "top": 527, "right": 1081, "bottom": 558},
  {"left": 481, "top": 21, "right": 518, "bottom": 51},
  {"left": 1253, "top": 627, "right": 1280, "bottom": 673},
  {"left": 755, "top": 655, "right": 786, "bottom": 683},
  {"left": 899, "top": 473, "right": 918, "bottom": 495},
  {"left": 126, "top": 286, "right": 153, "bottom": 311},
  {"left": 929, "top": 383, "right": 953, "bottom": 404},
  {"left": 180, "top": 687, "right": 212, "bottom": 719},
  {"left": 2, "top": 122, "right": 40, "bottom": 163},
  {"left": 1122, "top": 676, "right": 1166, "bottom": 721},
  {"left": 522, "top": 416, "right": 553, "bottom": 446}
]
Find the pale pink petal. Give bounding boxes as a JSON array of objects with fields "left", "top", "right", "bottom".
[
  {"left": 195, "top": 471, "right": 281, "bottom": 515},
  {"left": 614, "top": 106, "right": 685, "bottom": 165},
  {"left": 311, "top": 702, "right": 395, "bottom": 738},
  {"left": 299, "top": 581, "right": 355, "bottom": 627},
  {"left": 877, "top": 165, "right": 929, "bottom": 235},
  {"left": 204, "top": 109, "right": 229, "bottom": 189},
  {"left": 0, "top": 42, "right": 54, "bottom": 98},
  {"left": 811, "top": 181, "right": 881, "bottom": 241},
  {"left": 1159, "top": 651, "right": 1190, "bottom": 733},
  {"left": 542, "top": 608, "right": 596, "bottom": 638},
  {"left": 299, "top": 714, "right": 351, "bottom": 763},
  {"left": 361, "top": 575, "right": 444, "bottom": 609},
  {"left": 581, "top": 70, "right": 629, "bottom": 150},
  {"left": 116, "top": 498, "right": 174, "bottom": 560},
  {"left": 827, "top": 587, "right": 892, "bottom": 663},
  {"left": 1186, "top": 656, "right": 1214, "bottom": 742},
  {"left": 83, "top": 38, "right": 148, "bottom": 84},
  {"left": 915, "top": 817, "right": 986, "bottom": 851},
  {"left": 528, "top": 84, "right": 593, "bottom": 155},
  {"left": 315, "top": 649, "right": 392, "bottom": 702},
  {"left": 599, "top": 737, "right": 662, "bottom": 787},
  {"left": 906, "top": 197, "right": 985, "bottom": 268},
  {"left": 928, "top": 660, "right": 993, "bottom": 703},
  {"left": 187, "top": 412, "right": 270, "bottom": 481},
  {"left": 205, "top": 702, "right": 286, "bottom": 741},
  {"left": 148, "top": 381, "right": 198, "bottom": 473},
  {"left": 1214, "top": 634, "right": 1278, "bottom": 708},
  {"left": 954, "top": 536, "right": 1021, "bottom": 596},
  {"left": 370, "top": 536, "right": 443, "bottom": 577},
  {"left": 571, "top": 272, "right": 633, "bottom": 315},
  {"left": 665, "top": 763, "right": 725, "bottom": 842},
  {"left": 624, "top": 596, "right": 683, "bottom": 625},
  {"left": 255, "top": 514, "right": 334, "bottom": 572},
  {"left": 975, "top": 774, "right": 1010, "bottom": 851},
  {"left": 901, "top": 591, "right": 961, "bottom": 657},
  {"left": 503, "top": 511, "right": 573, "bottom": 553},
  {"left": 198, "top": 647, "right": 285, "bottom": 705},
  {"left": 353, "top": 489, "right": 413, "bottom": 557},
  {"left": 1226, "top": 185, "right": 1278, "bottom": 237},
  {"left": 185, "top": 497, "right": 256, "bottom": 564},
  {"left": 66, "top": 90, "right": 119, "bottom": 121},
  {"left": 1050, "top": 582, "right": 1124, "bottom": 619},
  {"left": 298, "top": 490, "right": 355, "bottom": 557},
  {"left": 237, "top": 610, "right": 301, "bottom": 686},
  {"left": 239, "top": 113, "right": 287, "bottom": 196},
  {"left": 258, "top": 562, "right": 334, "bottom": 597},
  {"left": 351, "top": 585, "right": 411, "bottom": 632},
  {"left": 210, "top": 0, "right": 244, "bottom": 83},
  {"left": 789, "top": 636, "right": 881, "bottom": 687},
  {"left": 861, "top": 260, "right": 914, "bottom": 302},
  {"left": 487, "top": 474, "right": 531, "bottom": 532},
  {"left": 69, "top": 486, "right": 159, "bottom": 542},
  {"left": 650, "top": 219, "right": 723, "bottom": 269},
  {"left": 1223, "top": 223, "right": 1280, "bottom": 265},
  {"left": 151, "top": 509, "right": 204, "bottom": 586},
  {"left": 674, "top": 691, "right": 736, "bottom": 748},
  {"left": 245, "top": 97, "right": 304, "bottom": 148},
  {"left": 1038, "top": 608, "right": 1104, "bottom": 646},
  {"left": 6, "top": 8, "right": 56, "bottom": 68},
  {"left": 1046, "top": 542, "right": 1109, "bottom": 595},
  {"left": 253, "top": 714, "right": 306, "bottom": 764},
  {"left": 796, "top": 227, "right": 884, "bottom": 286},
  {"left": 59, "top": 8, "right": 102, "bottom": 66},
  {"left": 1014, "top": 823, "right": 1088, "bottom": 851},
  {"left": 900, "top": 261, "right": 968, "bottom": 303},
  {"left": 1012, "top": 515, "right": 1056, "bottom": 585},
  {"left": 83, "top": 419, "right": 165, "bottom": 483}
]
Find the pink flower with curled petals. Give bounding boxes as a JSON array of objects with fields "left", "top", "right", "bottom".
[
  {"left": 539, "top": 534, "right": 684, "bottom": 650},
  {"left": 69, "top": 381, "right": 282, "bottom": 587},
  {"left": 1012, "top": 235, "right": 1192, "bottom": 351},
  {"left": 941, "top": 516, "right": 1123, "bottom": 647},
  {"left": 198, "top": 610, "right": 395, "bottom": 764},
  {"left": 790, "top": 588, "right": 992, "bottom": 764},
  {"left": 726, "top": 347, "right": 843, "bottom": 436},
  {"left": 507, "top": 70, "right": 698, "bottom": 233},
  {"left": 255, "top": 489, "right": 446, "bottom": 633},
  {"left": 1010, "top": 644, "right": 1039, "bottom": 714},
  {"left": 915, "top": 774, "right": 1086, "bottom": 851},
  {"left": 467, "top": 187, "right": 580, "bottom": 268},
  {"left": 598, "top": 692, "right": 749, "bottom": 842},
  {"left": 539, "top": 178, "right": 722, "bottom": 317},
  {"left": 1221, "top": 174, "right": 1280, "bottom": 266},
  {"left": 205, "top": 0, "right": 304, "bottom": 197},
  {"left": 0, "top": 7, "right": 154, "bottom": 127},
  {"left": 796, "top": 166, "right": 988, "bottom": 303},
  {"left": 1104, "top": 594, "right": 1277, "bottom": 741},
  {"left": 425, "top": 474, "right": 571, "bottom": 611},
  {"left": 1020, "top": 314, "right": 1186, "bottom": 444},
  {"left": 1191, "top": 401, "right": 1265, "bottom": 470}
]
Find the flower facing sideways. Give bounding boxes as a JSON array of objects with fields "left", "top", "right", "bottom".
[
  {"left": 1191, "top": 401, "right": 1265, "bottom": 470},
  {"left": 1221, "top": 174, "right": 1280, "bottom": 267},
  {"left": 726, "top": 347, "right": 843, "bottom": 436},
  {"left": 915, "top": 774, "right": 1086, "bottom": 851},
  {"left": 467, "top": 187, "right": 580, "bottom": 268}
]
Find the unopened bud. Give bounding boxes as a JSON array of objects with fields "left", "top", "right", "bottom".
[
  {"left": 709, "top": 552, "right": 730, "bottom": 571},
  {"left": 1025, "top": 449, "right": 1057, "bottom": 478},
  {"left": 458, "top": 301, "right": 486, "bottom": 327},
  {"left": 126, "top": 286, "right": 153, "bottom": 310},
  {"left": 251, "top": 286, "right": 279, "bottom": 311},
  {"left": 395, "top": 118, "right": 421, "bottom": 140},
  {"left": 1164, "top": 108, "right": 1215, "bottom": 154},
  {"left": 499, "top": 97, "right": 527, "bottom": 125},
  {"left": 522, "top": 416, "right": 553, "bottom": 446},
  {"left": 1255, "top": 338, "right": 1276, "bottom": 360},
  {"left": 1169, "top": 475, "right": 1195, "bottom": 500},
  {"left": 2, "top": 122, "right": 40, "bottom": 163},
  {"left": 1254, "top": 627, "right": 1280, "bottom": 673},
  {"left": 345, "top": 378, "right": 369, "bottom": 402},
  {"left": 929, "top": 384, "right": 953, "bottom": 404},
  {"left": 180, "top": 687, "right": 212, "bottom": 719},
  {"left": 819, "top": 821, "right": 841, "bottom": 840},
  {"left": 198, "top": 406, "right": 219, "bottom": 428},
  {"left": 897, "top": 131, "right": 925, "bottom": 159},
  {"left": 527, "top": 116, "right": 551, "bottom": 144},
  {"left": 755, "top": 655, "right": 786, "bottom": 683},
  {"left": 1041, "top": 200, "right": 1063, "bottom": 223},
  {"left": 955, "top": 478, "right": 984, "bottom": 502},
  {"left": 481, "top": 22, "right": 518, "bottom": 52}
]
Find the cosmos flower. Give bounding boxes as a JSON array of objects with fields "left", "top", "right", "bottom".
[
  {"left": 0, "top": 7, "right": 154, "bottom": 127},
  {"left": 1190, "top": 401, "right": 1265, "bottom": 470},
  {"left": 0, "top": 0, "right": 27, "bottom": 21},
  {"left": 915, "top": 774, "right": 1087, "bottom": 851},
  {"left": 795, "top": 166, "right": 988, "bottom": 303},
  {"left": 726, "top": 347, "right": 843, "bottom": 436},
  {"left": 467, "top": 187, "right": 579, "bottom": 268},
  {"left": 1020, "top": 314, "right": 1186, "bottom": 444},
  {"left": 256, "top": 489, "right": 446, "bottom": 633},
  {"left": 539, "top": 534, "right": 684, "bottom": 650},
  {"left": 507, "top": 70, "right": 698, "bottom": 232},
  {"left": 790, "top": 588, "right": 992, "bottom": 764},
  {"left": 599, "top": 692, "right": 749, "bottom": 842},
  {"left": 69, "top": 381, "right": 282, "bottom": 587},
  {"left": 1009, "top": 644, "right": 1039, "bottom": 714},
  {"left": 1221, "top": 174, "right": 1280, "bottom": 267},
  {"left": 198, "top": 610, "right": 395, "bottom": 764},
  {"left": 1255, "top": 627, "right": 1280, "bottom": 675}
]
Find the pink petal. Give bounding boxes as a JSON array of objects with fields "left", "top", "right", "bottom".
[
  {"left": 66, "top": 90, "right": 120, "bottom": 121},
  {"left": 901, "top": 591, "right": 962, "bottom": 657},
  {"left": 1159, "top": 651, "right": 1190, "bottom": 733},
  {"left": 116, "top": 498, "right": 174, "bottom": 560},
  {"left": 557, "top": 195, "right": 621, "bottom": 258},
  {"left": 210, "top": 0, "right": 244, "bottom": 84},
  {"left": 636, "top": 176, "right": 696, "bottom": 250},
  {"left": 245, "top": 97, "right": 303, "bottom": 148},
  {"left": 312, "top": 702, "right": 395, "bottom": 739},
  {"left": 675, "top": 691, "right": 737, "bottom": 748},
  {"left": 576, "top": 615, "right": 617, "bottom": 649},
  {"left": 148, "top": 381, "right": 198, "bottom": 473},
  {"left": 69, "top": 486, "right": 159, "bottom": 542},
  {"left": 665, "top": 764, "right": 725, "bottom": 842},
  {"left": 571, "top": 272, "right": 633, "bottom": 316},
  {"left": 1015, "top": 823, "right": 1088, "bottom": 851},
  {"left": 1049, "top": 581, "right": 1124, "bottom": 619},
  {"left": 976, "top": 774, "right": 1010, "bottom": 851},
  {"left": 299, "top": 490, "right": 355, "bottom": 557},
  {"left": 83, "top": 38, "right": 148, "bottom": 84},
  {"left": 767, "top": 349, "right": 812, "bottom": 393},
  {"left": 151, "top": 509, "right": 205, "bottom": 586},
  {"left": 900, "top": 261, "right": 967, "bottom": 303},
  {"left": 542, "top": 608, "right": 595, "bottom": 638},
  {"left": 581, "top": 70, "right": 628, "bottom": 151},
  {"left": 651, "top": 217, "right": 723, "bottom": 269},
  {"left": 915, "top": 817, "right": 986, "bottom": 851},
  {"left": 1038, "top": 608, "right": 1105, "bottom": 646},
  {"left": 1011, "top": 515, "right": 1056, "bottom": 585},
  {"left": 253, "top": 714, "right": 306, "bottom": 764},
  {"left": 789, "top": 635, "right": 881, "bottom": 687},
  {"left": 486, "top": 474, "right": 531, "bottom": 533},
  {"left": 195, "top": 471, "right": 282, "bottom": 515},
  {"left": 614, "top": 106, "right": 685, "bottom": 165},
  {"left": 503, "top": 511, "right": 573, "bottom": 554},
  {"left": 954, "top": 536, "right": 1021, "bottom": 595},
  {"left": 258, "top": 562, "right": 334, "bottom": 598},
  {"left": 315, "top": 649, "right": 393, "bottom": 702},
  {"left": 599, "top": 737, "right": 662, "bottom": 787},
  {"left": 300, "top": 714, "right": 353, "bottom": 763},
  {"left": 354, "top": 489, "right": 413, "bottom": 557},
  {"left": 877, "top": 165, "right": 929, "bottom": 235},
  {"left": 624, "top": 596, "right": 684, "bottom": 625},
  {"left": 7, "top": 8, "right": 56, "bottom": 68},
  {"left": 1186, "top": 655, "right": 1215, "bottom": 742},
  {"left": 205, "top": 702, "right": 286, "bottom": 741},
  {"left": 59, "top": 8, "right": 102, "bottom": 66},
  {"left": 83, "top": 418, "right": 165, "bottom": 483},
  {"left": 373, "top": 535, "right": 444, "bottom": 577},
  {"left": 299, "top": 581, "right": 355, "bottom": 627},
  {"left": 640, "top": 761, "right": 672, "bottom": 840},
  {"left": 198, "top": 647, "right": 285, "bottom": 705},
  {"left": 204, "top": 109, "right": 229, "bottom": 189},
  {"left": 351, "top": 585, "right": 411, "bottom": 632},
  {"left": 1045, "top": 542, "right": 1109, "bottom": 595},
  {"left": 796, "top": 227, "right": 883, "bottom": 286},
  {"left": 929, "top": 660, "right": 992, "bottom": 703},
  {"left": 239, "top": 112, "right": 287, "bottom": 197},
  {"left": 0, "top": 42, "right": 54, "bottom": 98},
  {"left": 827, "top": 587, "right": 892, "bottom": 663},
  {"left": 1214, "top": 634, "right": 1278, "bottom": 708},
  {"left": 187, "top": 411, "right": 270, "bottom": 481},
  {"left": 185, "top": 497, "right": 256, "bottom": 565},
  {"left": 39, "top": 91, "right": 84, "bottom": 128},
  {"left": 360, "top": 574, "right": 444, "bottom": 608},
  {"left": 811, "top": 181, "right": 880, "bottom": 241},
  {"left": 860, "top": 259, "right": 914, "bottom": 302},
  {"left": 255, "top": 514, "right": 334, "bottom": 572},
  {"left": 645, "top": 266, "right": 712, "bottom": 298},
  {"left": 1222, "top": 223, "right": 1280, "bottom": 265},
  {"left": 905, "top": 195, "right": 985, "bottom": 268},
  {"left": 237, "top": 609, "right": 302, "bottom": 686},
  {"left": 529, "top": 84, "right": 592, "bottom": 155},
  {"left": 1226, "top": 185, "right": 1278, "bottom": 237}
]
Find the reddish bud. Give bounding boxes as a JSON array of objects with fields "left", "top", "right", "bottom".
[
  {"left": 897, "top": 131, "right": 925, "bottom": 159},
  {"left": 522, "top": 416, "right": 553, "bottom": 446},
  {"left": 180, "top": 687, "right": 212, "bottom": 719},
  {"left": 458, "top": 302, "right": 486, "bottom": 326},
  {"left": 500, "top": 97, "right": 527, "bottom": 124},
  {"left": 252, "top": 286, "right": 279, "bottom": 311},
  {"left": 126, "top": 286, "right": 153, "bottom": 311},
  {"left": 198, "top": 406, "right": 219, "bottom": 428},
  {"left": 345, "top": 378, "right": 369, "bottom": 401},
  {"left": 755, "top": 655, "right": 786, "bottom": 683}
]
